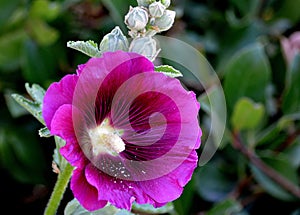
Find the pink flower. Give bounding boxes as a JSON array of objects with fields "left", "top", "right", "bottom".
[
  {"left": 281, "top": 31, "right": 300, "bottom": 65},
  {"left": 42, "top": 51, "right": 201, "bottom": 211}
]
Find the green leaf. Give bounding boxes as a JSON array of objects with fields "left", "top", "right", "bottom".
[
  {"left": 11, "top": 93, "right": 44, "bottom": 125},
  {"left": 67, "top": 40, "right": 101, "bottom": 57},
  {"left": 155, "top": 65, "right": 183, "bottom": 78},
  {"left": 255, "top": 113, "right": 300, "bottom": 147},
  {"left": 11, "top": 83, "right": 46, "bottom": 125},
  {"left": 231, "top": 97, "right": 265, "bottom": 131},
  {"left": 229, "top": 0, "right": 260, "bottom": 18},
  {"left": 25, "top": 83, "right": 45, "bottom": 104},
  {"left": 27, "top": 19, "right": 59, "bottom": 46},
  {"left": 283, "top": 139, "right": 300, "bottom": 168},
  {"left": 223, "top": 43, "right": 271, "bottom": 112},
  {"left": 195, "top": 159, "right": 236, "bottom": 202},
  {"left": 197, "top": 85, "right": 229, "bottom": 160},
  {"left": 0, "top": 0, "right": 19, "bottom": 26},
  {"left": 250, "top": 154, "right": 299, "bottom": 201},
  {"left": 132, "top": 202, "right": 174, "bottom": 214},
  {"left": 64, "top": 199, "right": 135, "bottom": 215},
  {"left": 275, "top": 0, "right": 300, "bottom": 23},
  {"left": 206, "top": 199, "right": 243, "bottom": 215},
  {"left": 22, "top": 39, "right": 58, "bottom": 83},
  {"left": 173, "top": 176, "right": 195, "bottom": 215},
  {"left": 39, "top": 127, "right": 51, "bottom": 138},
  {"left": 0, "top": 29, "right": 26, "bottom": 70},
  {"left": 29, "top": 0, "right": 61, "bottom": 21},
  {"left": 282, "top": 53, "right": 300, "bottom": 114}
]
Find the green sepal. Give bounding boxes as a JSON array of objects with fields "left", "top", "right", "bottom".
[
  {"left": 67, "top": 40, "right": 101, "bottom": 57},
  {"left": 155, "top": 65, "right": 183, "bottom": 78},
  {"left": 53, "top": 136, "right": 68, "bottom": 172}
]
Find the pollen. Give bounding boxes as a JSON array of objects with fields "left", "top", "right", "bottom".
[{"left": 88, "top": 118, "right": 125, "bottom": 156}]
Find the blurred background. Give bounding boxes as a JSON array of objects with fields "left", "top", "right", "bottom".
[{"left": 0, "top": 0, "right": 299, "bottom": 214}]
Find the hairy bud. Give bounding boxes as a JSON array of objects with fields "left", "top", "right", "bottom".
[
  {"left": 149, "top": 2, "right": 166, "bottom": 18},
  {"left": 153, "top": 10, "right": 175, "bottom": 32},
  {"left": 125, "top": 6, "right": 149, "bottom": 31},
  {"left": 100, "top": 26, "right": 129, "bottom": 52},
  {"left": 129, "top": 36, "right": 159, "bottom": 61}
]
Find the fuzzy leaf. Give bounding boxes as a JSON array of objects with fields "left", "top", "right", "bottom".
[
  {"left": 53, "top": 136, "right": 68, "bottom": 172},
  {"left": 25, "top": 83, "right": 45, "bottom": 104},
  {"left": 38, "top": 127, "right": 51, "bottom": 138},
  {"left": 64, "top": 199, "right": 135, "bottom": 215},
  {"left": 67, "top": 40, "right": 101, "bottom": 57},
  {"left": 11, "top": 94, "right": 44, "bottom": 125},
  {"left": 155, "top": 65, "right": 183, "bottom": 78},
  {"left": 11, "top": 83, "right": 46, "bottom": 125},
  {"left": 132, "top": 202, "right": 174, "bottom": 214}
]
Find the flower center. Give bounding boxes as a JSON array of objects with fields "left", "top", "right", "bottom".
[{"left": 88, "top": 118, "right": 125, "bottom": 156}]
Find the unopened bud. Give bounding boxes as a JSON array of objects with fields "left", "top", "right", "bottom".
[
  {"left": 161, "top": 0, "right": 171, "bottom": 8},
  {"left": 149, "top": 2, "right": 166, "bottom": 18},
  {"left": 137, "top": 0, "right": 155, "bottom": 7},
  {"left": 129, "top": 37, "right": 159, "bottom": 61},
  {"left": 100, "top": 26, "right": 129, "bottom": 52},
  {"left": 125, "top": 7, "right": 149, "bottom": 31},
  {"left": 153, "top": 10, "right": 175, "bottom": 32}
]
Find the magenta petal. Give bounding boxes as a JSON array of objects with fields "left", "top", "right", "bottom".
[
  {"left": 139, "top": 151, "right": 198, "bottom": 203},
  {"left": 50, "top": 104, "right": 75, "bottom": 141},
  {"left": 101, "top": 51, "right": 154, "bottom": 74},
  {"left": 72, "top": 51, "right": 154, "bottom": 126},
  {"left": 60, "top": 141, "right": 86, "bottom": 168},
  {"left": 76, "top": 64, "right": 86, "bottom": 75},
  {"left": 85, "top": 164, "right": 135, "bottom": 210},
  {"left": 71, "top": 168, "right": 108, "bottom": 211},
  {"left": 42, "top": 74, "right": 78, "bottom": 129},
  {"left": 50, "top": 104, "right": 88, "bottom": 168},
  {"left": 84, "top": 163, "right": 161, "bottom": 210}
]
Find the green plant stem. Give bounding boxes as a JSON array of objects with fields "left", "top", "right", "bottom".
[
  {"left": 232, "top": 131, "right": 300, "bottom": 199},
  {"left": 44, "top": 163, "right": 74, "bottom": 215}
]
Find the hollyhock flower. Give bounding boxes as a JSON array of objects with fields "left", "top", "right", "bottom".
[
  {"left": 281, "top": 31, "right": 300, "bottom": 65},
  {"left": 42, "top": 51, "right": 201, "bottom": 211}
]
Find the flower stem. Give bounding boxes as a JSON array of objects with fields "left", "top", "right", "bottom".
[{"left": 44, "top": 163, "right": 74, "bottom": 215}]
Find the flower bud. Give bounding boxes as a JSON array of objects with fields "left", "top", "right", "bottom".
[
  {"left": 129, "top": 36, "right": 159, "bottom": 61},
  {"left": 125, "top": 6, "right": 149, "bottom": 31},
  {"left": 100, "top": 26, "right": 129, "bottom": 52},
  {"left": 149, "top": 2, "right": 166, "bottom": 18},
  {"left": 153, "top": 10, "right": 175, "bottom": 32},
  {"left": 137, "top": 0, "right": 155, "bottom": 7},
  {"left": 161, "top": 0, "right": 171, "bottom": 8},
  {"left": 281, "top": 31, "right": 300, "bottom": 65}
]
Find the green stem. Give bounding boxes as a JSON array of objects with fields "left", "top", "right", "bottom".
[{"left": 44, "top": 163, "right": 74, "bottom": 215}]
